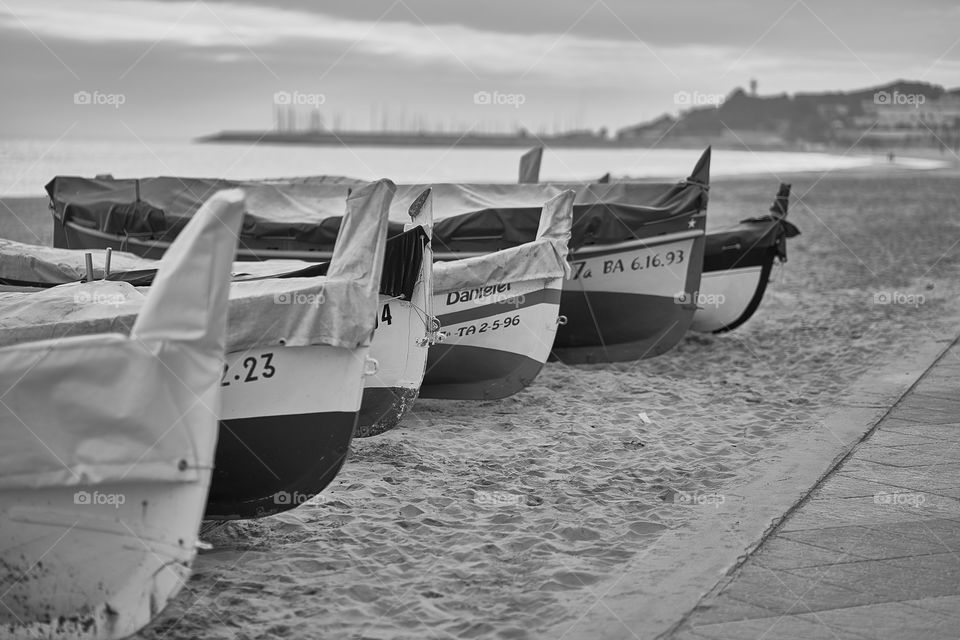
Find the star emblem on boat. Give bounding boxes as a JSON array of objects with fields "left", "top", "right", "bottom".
[{"left": 688, "top": 218, "right": 697, "bottom": 228}]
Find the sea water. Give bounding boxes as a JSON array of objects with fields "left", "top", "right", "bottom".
[{"left": 0, "top": 137, "right": 949, "bottom": 196}]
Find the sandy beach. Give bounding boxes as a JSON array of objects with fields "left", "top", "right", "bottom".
[{"left": 3, "top": 166, "right": 959, "bottom": 639}]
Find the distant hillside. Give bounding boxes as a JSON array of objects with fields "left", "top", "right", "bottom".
[{"left": 619, "top": 81, "right": 960, "bottom": 149}]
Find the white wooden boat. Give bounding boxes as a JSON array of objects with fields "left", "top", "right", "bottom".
[
  {"left": 41, "top": 177, "right": 433, "bottom": 439},
  {"left": 48, "top": 156, "right": 710, "bottom": 368},
  {"left": 421, "top": 150, "right": 710, "bottom": 364},
  {"left": 0, "top": 189, "right": 244, "bottom": 639},
  {"left": 690, "top": 183, "right": 798, "bottom": 333},
  {"left": 518, "top": 149, "right": 799, "bottom": 335},
  {"left": 356, "top": 190, "right": 435, "bottom": 434},
  {"left": 221, "top": 191, "right": 436, "bottom": 436},
  {"left": 420, "top": 190, "right": 574, "bottom": 399},
  {"left": 5, "top": 180, "right": 396, "bottom": 519}
]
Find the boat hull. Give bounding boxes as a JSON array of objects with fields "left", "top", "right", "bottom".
[
  {"left": 1, "top": 479, "right": 208, "bottom": 639},
  {"left": 356, "top": 288, "right": 430, "bottom": 437},
  {"left": 357, "top": 386, "right": 419, "bottom": 437},
  {"left": 56, "top": 220, "right": 430, "bottom": 438},
  {"left": 205, "top": 344, "right": 365, "bottom": 520},
  {"left": 421, "top": 278, "right": 563, "bottom": 400},
  {"left": 690, "top": 258, "right": 773, "bottom": 334},
  {"left": 552, "top": 230, "right": 705, "bottom": 363}
]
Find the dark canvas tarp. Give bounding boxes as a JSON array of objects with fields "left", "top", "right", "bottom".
[
  {"left": 46, "top": 148, "right": 710, "bottom": 254},
  {"left": 704, "top": 183, "right": 800, "bottom": 271}
]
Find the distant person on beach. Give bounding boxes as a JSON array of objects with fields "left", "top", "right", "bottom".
[{"left": 887, "top": 151, "right": 895, "bottom": 163}]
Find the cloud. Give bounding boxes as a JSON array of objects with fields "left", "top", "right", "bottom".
[{"left": 0, "top": 0, "right": 736, "bottom": 82}]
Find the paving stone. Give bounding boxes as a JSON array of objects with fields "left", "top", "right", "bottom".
[
  {"left": 793, "top": 600, "right": 959, "bottom": 640},
  {"left": 861, "top": 518, "right": 960, "bottom": 554},
  {"left": 782, "top": 553, "right": 960, "bottom": 603},
  {"left": 899, "top": 594, "right": 960, "bottom": 621},
  {"left": 684, "top": 613, "right": 869, "bottom": 640},
  {"left": 811, "top": 475, "right": 911, "bottom": 499},
  {"left": 911, "top": 376, "right": 960, "bottom": 401},
  {"left": 880, "top": 422, "right": 960, "bottom": 441},
  {"left": 887, "top": 404, "right": 960, "bottom": 426},
  {"left": 667, "top": 628, "right": 714, "bottom": 640},
  {"left": 855, "top": 442, "right": 960, "bottom": 467},
  {"left": 838, "top": 460, "right": 960, "bottom": 491},
  {"left": 684, "top": 592, "right": 781, "bottom": 625},
  {"left": 779, "top": 524, "right": 939, "bottom": 561},
  {"left": 719, "top": 564, "right": 877, "bottom": 614},
  {"left": 865, "top": 429, "right": 954, "bottom": 447},
  {"left": 926, "top": 486, "right": 960, "bottom": 499},
  {"left": 751, "top": 536, "right": 861, "bottom": 571},
  {"left": 783, "top": 494, "right": 960, "bottom": 530},
  {"left": 897, "top": 392, "right": 960, "bottom": 411}
]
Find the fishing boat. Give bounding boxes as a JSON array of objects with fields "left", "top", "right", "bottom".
[
  {"left": 218, "top": 190, "right": 436, "bottom": 436},
  {"left": 47, "top": 157, "right": 710, "bottom": 368},
  {"left": 518, "top": 148, "right": 799, "bottom": 334},
  {"left": 43, "top": 177, "right": 434, "bottom": 439},
  {"left": 690, "top": 183, "right": 799, "bottom": 333},
  {"left": 419, "top": 189, "right": 574, "bottom": 399},
  {"left": 0, "top": 189, "right": 242, "bottom": 639},
  {"left": 229, "top": 164, "right": 711, "bottom": 365},
  {"left": 26, "top": 179, "right": 396, "bottom": 518},
  {"left": 399, "top": 150, "right": 710, "bottom": 364}
]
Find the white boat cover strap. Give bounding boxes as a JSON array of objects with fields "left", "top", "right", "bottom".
[{"left": 0, "top": 189, "right": 244, "bottom": 490}]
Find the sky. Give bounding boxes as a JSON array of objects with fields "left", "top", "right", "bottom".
[{"left": 0, "top": 0, "right": 958, "bottom": 140}]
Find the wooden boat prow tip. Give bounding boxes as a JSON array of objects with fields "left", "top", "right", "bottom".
[
  {"left": 355, "top": 186, "right": 437, "bottom": 436},
  {"left": 518, "top": 146, "right": 543, "bottom": 184},
  {"left": 0, "top": 189, "right": 244, "bottom": 639},
  {"left": 691, "top": 182, "right": 799, "bottom": 333},
  {"left": 421, "top": 189, "right": 574, "bottom": 399}
]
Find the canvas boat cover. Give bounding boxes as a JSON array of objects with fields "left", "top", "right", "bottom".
[
  {"left": 433, "top": 190, "right": 574, "bottom": 294},
  {"left": 45, "top": 148, "right": 709, "bottom": 254},
  {"left": 0, "top": 190, "right": 242, "bottom": 490},
  {"left": 1, "top": 225, "right": 428, "bottom": 303},
  {"left": 1, "top": 179, "right": 394, "bottom": 353},
  {"left": 0, "top": 239, "right": 152, "bottom": 284},
  {"left": 704, "top": 183, "right": 800, "bottom": 271}
]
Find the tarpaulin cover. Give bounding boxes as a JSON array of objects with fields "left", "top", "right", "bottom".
[
  {"left": 2, "top": 223, "right": 426, "bottom": 302},
  {"left": 704, "top": 183, "right": 799, "bottom": 272},
  {"left": 45, "top": 148, "right": 709, "bottom": 254},
  {"left": 1, "top": 179, "right": 394, "bottom": 352},
  {"left": 433, "top": 190, "right": 573, "bottom": 294},
  {"left": 0, "top": 189, "right": 243, "bottom": 490},
  {"left": 0, "top": 239, "right": 150, "bottom": 285}
]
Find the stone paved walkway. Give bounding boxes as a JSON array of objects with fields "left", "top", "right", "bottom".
[{"left": 668, "top": 340, "right": 960, "bottom": 640}]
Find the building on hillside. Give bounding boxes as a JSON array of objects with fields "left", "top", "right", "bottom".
[
  {"left": 616, "top": 114, "right": 677, "bottom": 141},
  {"left": 861, "top": 94, "right": 960, "bottom": 129}
]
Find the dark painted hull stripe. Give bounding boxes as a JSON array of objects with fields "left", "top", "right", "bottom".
[
  {"left": 436, "top": 288, "right": 561, "bottom": 327},
  {"left": 707, "top": 255, "right": 774, "bottom": 334},
  {"left": 421, "top": 345, "right": 545, "bottom": 400},
  {"left": 206, "top": 410, "right": 356, "bottom": 520},
  {"left": 356, "top": 386, "right": 419, "bottom": 437}
]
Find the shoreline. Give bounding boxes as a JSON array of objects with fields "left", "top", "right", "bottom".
[{"left": 1, "top": 153, "right": 955, "bottom": 203}]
